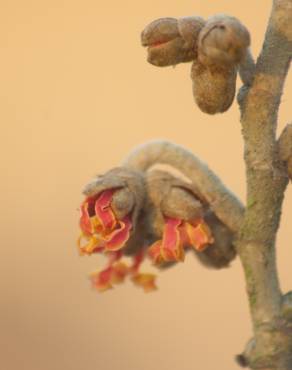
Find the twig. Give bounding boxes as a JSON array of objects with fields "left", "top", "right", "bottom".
[
  {"left": 236, "top": 0, "right": 292, "bottom": 368},
  {"left": 124, "top": 140, "right": 244, "bottom": 233},
  {"left": 239, "top": 49, "right": 256, "bottom": 86}
]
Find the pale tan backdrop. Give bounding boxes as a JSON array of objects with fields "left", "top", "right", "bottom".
[{"left": 0, "top": 1, "right": 291, "bottom": 370}]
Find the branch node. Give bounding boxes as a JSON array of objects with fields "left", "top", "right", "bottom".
[{"left": 235, "top": 354, "right": 249, "bottom": 368}]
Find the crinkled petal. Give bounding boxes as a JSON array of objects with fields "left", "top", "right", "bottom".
[
  {"left": 185, "top": 220, "right": 214, "bottom": 251},
  {"left": 79, "top": 199, "right": 103, "bottom": 236},
  {"left": 104, "top": 216, "right": 132, "bottom": 251},
  {"left": 160, "top": 218, "right": 184, "bottom": 262},
  {"left": 95, "top": 189, "right": 117, "bottom": 231},
  {"left": 131, "top": 273, "right": 157, "bottom": 293},
  {"left": 79, "top": 201, "right": 93, "bottom": 235}
]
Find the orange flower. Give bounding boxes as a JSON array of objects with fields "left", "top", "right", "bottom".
[
  {"left": 148, "top": 217, "right": 214, "bottom": 264},
  {"left": 78, "top": 189, "right": 132, "bottom": 255}
]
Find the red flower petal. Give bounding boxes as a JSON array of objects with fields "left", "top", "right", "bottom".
[
  {"left": 95, "top": 189, "right": 117, "bottom": 231},
  {"left": 104, "top": 216, "right": 132, "bottom": 251},
  {"left": 79, "top": 201, "right": 94, "bottom": 235},
  {"left": 160, "top": 218, "right": 184, "bottom": 262}
]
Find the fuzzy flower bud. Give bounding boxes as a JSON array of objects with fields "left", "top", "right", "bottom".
[
  {"left": 198, "top": 14, "right": 250, "bottom": 67},
  {"left": 191, "top": 59, "right": 237, "bottom": 114},
  {"left": 141, "top": 16, "right": 205, "bottom": 66}
]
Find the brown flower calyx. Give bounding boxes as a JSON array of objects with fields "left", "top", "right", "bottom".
[
  {"left": 191, "top": 59, "right": 237, "bottom": 114},
  {"left": 141, "top": 16, "right": 205, "bottom": 66},
  {"left": 198, "top": 14, "right": 250, "bottom": 67}
]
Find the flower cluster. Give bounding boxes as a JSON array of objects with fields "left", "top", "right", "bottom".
[
  {"left": 76, "top": 167, "right": 233, "bottom": 293},
  {"left": 148, "top": 217, "right": 213, "bottom": 264},
  {"left": 78, "top": 188, "right": 157, "bottom": 293},
  {"left": 78, "top": 189, "right": 132, "bottom": 255}
]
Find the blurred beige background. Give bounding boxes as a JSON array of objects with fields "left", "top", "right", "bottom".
[{"left": 0, "top": 1, "right": 291, "bottom": 369}]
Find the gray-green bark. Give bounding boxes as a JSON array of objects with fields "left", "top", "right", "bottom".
[{"left": 235, "top": 0, "right": 292, "bottom": 368}]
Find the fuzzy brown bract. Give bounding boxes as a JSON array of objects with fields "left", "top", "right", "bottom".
[{"left": 198, "top": 14, "right": 250, "bottom": 67}]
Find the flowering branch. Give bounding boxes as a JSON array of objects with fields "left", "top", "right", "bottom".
[{"left": 77, "top": 2, "right": 291, "bottom": 368}]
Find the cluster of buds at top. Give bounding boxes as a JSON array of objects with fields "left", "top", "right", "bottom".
[
  {"left": 141, "top": 14, "right": 250, "bottom": 114},
  {"left": 141, "top": 16, "right": 205, "bottom": 66},
  {"left": 77, "top": 166, "right": 236, "bottom": 293}
]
